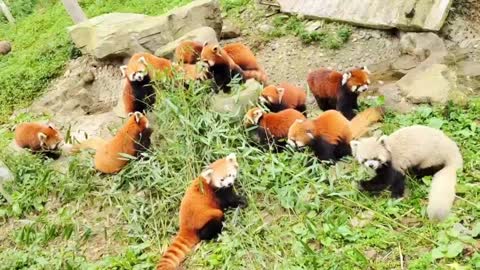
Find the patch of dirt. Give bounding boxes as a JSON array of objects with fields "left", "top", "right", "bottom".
[{"left": 442, "top": 0, "right": 480, "bottom": 49}]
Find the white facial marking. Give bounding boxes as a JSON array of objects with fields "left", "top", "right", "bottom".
[
  {"left": 351, "top": 85, "right": 358, "bottom": 92},
  {"left": 363, "top": 160, "right": 380, "bottom": 170},
  {"left": 208, "top": 60, "right": 215, "bottom": 67},
  {"left": 356, "top": 85, "right": 368, "bottom": 93}
]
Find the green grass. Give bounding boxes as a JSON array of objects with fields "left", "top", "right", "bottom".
[
  {"left": 0, "top": 72, "right": 478, "bottom": 268},
  {"left": 0, "top": 0, "right": 191, "bottom": 123},
  {"left": 269, "top": 16, "right": 352, "bottom": 49}
]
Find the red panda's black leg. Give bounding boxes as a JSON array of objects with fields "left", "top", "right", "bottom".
[
  {"left": 333, "top": 141, "right": 352, "bottom": 160},
  {"left": 296, "top": 104, "right": 308, "bottom": 116},
  {"left": 215, "top": 186, "right": 248, "bottom": 209},
  {"left": 198, "top": 218, "right": 224, "bottom": 240},
  {"left": 360, "top": 164, "right": 405, "bottom": 198},
  {"left": 337, "top": 86, "right": 359, "bottom": 120},
  {"left": 134, "top": 127, "right": 153, "bottom": 157},
  {"left": 311, "top": 137, "right": 336, "bottom": 161},
  {"left": 315, "top": 97, "right": 336, "bottom": 111}
]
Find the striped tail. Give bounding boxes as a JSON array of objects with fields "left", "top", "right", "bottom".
[
  {"left": 243, "top": 69, "right": 268, "bottom": 85},
  {"left": 71, "top": 138, "right": 106, "bottom": 154},
  {"left": 156, "top": 232, "right": 199, "bottom": 270},
  {"left": 349, "top": 107, "right": 384, "bottom": 139}
]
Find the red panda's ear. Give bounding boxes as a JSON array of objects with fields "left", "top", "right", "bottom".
[
  {"left": 201, "top": 168, "right": 214, "bottom": 183},
  {"left": 138, "top": 56, "right": 148, "bottom": 66},
  {"left": 120, "top": 65, "right": 127, "bottom": 78},
  {"left": 277, "top": 87, "right": 285, "bottom": 103},
  {"left": 133, "top": 111, "right": 143, "bottom": 123},
  {"left": 203, "top": 41, "right": 209, "bottom": 47},
  {"left": 48, "top": 123, "right": 55, "bottom": 129},
  {"left": 350, "top": 140, "right": 360, "bottom": 156},
  {"left": 362, "top": 66, "right": 371, "bottom": 74},
  {"left": 306, "top": 130, "right": 314, "bottom": 139},
  {"left": 378, "top": 135, "right": 388, "bottom": 147},
  {"left": 212, "top": 45, "right": 220, "bottom": 55},
  {"left": 38, "top": 132, "right": 47, "bottom": 143},
  {"left": 342, "top": 72, "right": 352, "bottom": 85},
  {"left": 226, "top": 153, "right": 236, "bottom": 163},
  {"left": 127, "top": 112, "right": 134, "bottom": 117}
]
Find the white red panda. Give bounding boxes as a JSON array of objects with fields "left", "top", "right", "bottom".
[
  {"left": 156, "top": 153, "right": 247, "bottom": 270},
  {"left": 259, "top": 82, "right": 307, "bottom": 115},
  {"left": 245, "top": 107, "right": 306, "bottom": 149},
  {"left": 287, "top": 107, "right": 383, "bottom": 161},
  {"left": 14, "top": 122, "right": 63, "bottom": 159},
  {"left": 350, "top": 125, "right": 463, "bottom": 221},
  {"left": 120, "top": 53, "right": 172, "bottom": 114},
  {"left": 71, "top": 111, "right": 152, "bottom": 174},
  {"left": 307, "top": 66, "right": 371, "bottom": 120},
  {"left": 200, "top": 42, "right": 268, "bottom": 93},
  {"left": 174, "top": 40, "right": 204, "bottom": 64}
]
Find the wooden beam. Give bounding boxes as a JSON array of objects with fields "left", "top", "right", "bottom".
[{"left": 0, "top": 0, "right": 15, "bottom": 24}]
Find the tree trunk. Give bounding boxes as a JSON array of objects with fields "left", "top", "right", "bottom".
[
  {"left": 61, "top": 0, "right": 87, "bottom": 24},
  {"left": 0, "top": 0, "right": 15, "bottom": 24}
]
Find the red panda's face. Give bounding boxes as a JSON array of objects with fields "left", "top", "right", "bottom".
[
  {"left": 200, "top": 43, "right": 227, "bottom": 67},
  {"left": 259, "top": 85, "right": 283, "bottom": 105},
  {"left": 38, "top": 124, "right": 63, "bottom": 151},
  {"left": 287, "top": 119, "right": 314, "bottom": 148},
  {"left": 244, "top": 108, "right": 264, "bottom": 126},
  {"left": 350, "top": 136, "right": 390, "bottom": 170},
  {"left": 120, "top": 55, "right": 149, "bottom": 82},
  {"left": 127, "top": 111, "right": 150, "bottom": 131},
  {"left": 342, "top": 66, "right": 371, "bottom": 93},
  {"left": 201, "top": 153, "right": 239, "bottom": 189}
]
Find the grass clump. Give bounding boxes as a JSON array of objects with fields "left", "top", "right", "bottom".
[{"left": 269, "top": 16, "right": 352, "bottom": 49}]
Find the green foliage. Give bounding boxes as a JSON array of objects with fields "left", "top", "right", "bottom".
[{"left": 269, "top": 16, "right": 352, "bottom": 49}]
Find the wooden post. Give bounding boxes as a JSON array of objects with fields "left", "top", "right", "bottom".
[
  {"left": 0, "top": 0, "right": 15, "bottom": 24},
  {"left": 61, "top": 0, "right": 87, "bottom": 24}
]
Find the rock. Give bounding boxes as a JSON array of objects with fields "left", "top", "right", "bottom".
[
  {"left": 399, "top": 32, "right": 447, "bottom": 64},
  {"left": 396, "top": 64, "right": 454, "bottom": 104},
  {"left": 277, "top": 0, "right": 452, "bottom": 31},
  {"left": 379, "top": 83, "right": 415, "bottom": 113},
  {"left": 259, "top": 24, "right": 274, "bottom": 33},
  {"left": 155, "top": 27, "right": 217, "bottom": 59},
  {"left": 0, "top": 41, "right": 11, "bottom": 55},
  {"left": 211, "top": 79, "right": 262, "bottom": 117},
  {"left": 458, "top": 61, "right": 480, "bottom": 78},
  {"left": 391, "top": 55, "right": 420, "bottom": 76},
  {"left": 68, "top": 0, "right": 222, "bottom": 59},
  {"left": 221, "top": 20, "right": 241, "bottom": 39},
  {"left": 304, "top": 21, "right": 322, "bottom": 33}
]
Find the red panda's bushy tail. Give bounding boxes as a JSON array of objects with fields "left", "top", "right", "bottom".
[
  {"left": 156, "top": 231, "right": 199, "bottom": 270},
  {"left": 71, "top": 138, "right": 106, "bottom": 154},
  {"left": 427, "top": 154, "right": 462, "bottom": 221},
  {"left": 243, "top": 70, "right": 268, "bottom": 85},
  {"left": 349, "top": 107, "right": 384, "bottom": 139}
]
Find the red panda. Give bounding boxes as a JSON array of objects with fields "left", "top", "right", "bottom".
[
  {"left": 259, "top": 82, "right": 307, "bottom": 115},
  {"left": 121, "top": 53, "right": 172, "bottom": 114},
  {"left": 223, "top": 43, "right": 268, "bottom": 84},
  {"left": 174, "top": 62, "right": 210, "bottom": 82},
  {"left": 245, "top": 107, "right": 306, "bottom": 149},
  {"left": 200, "top": 42, "right": 267, "bottom": 92},
  {"left": 174, "top": 40, "right": 204, "bottom": 64},
  {"left": 157, "top": 153, "right": 246, "bottom": 270},
  {"left": 307, "top": 66, "right": 371, "bottom": 120},
  {"left": 71, "top": 112, "right": 152, "bottom": 174},
  {"left": 287, "top": 107, "right": 383, "bottom": 161},
  {"left": 15, "top": 122, "right": 63, "bottom": 159}
]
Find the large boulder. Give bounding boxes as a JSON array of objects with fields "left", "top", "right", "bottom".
[
  {"left": 277, "top": 0, "right": 452, "bottom": 31},
  {"left": 68, "top": 0, "right": 222, "bottom": 60},
  {"left": 211, "top": 79, "right": 262, "bottom": 118},
  {"left": 396, "top": 64, "right": 455, "bottom": 104}
]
